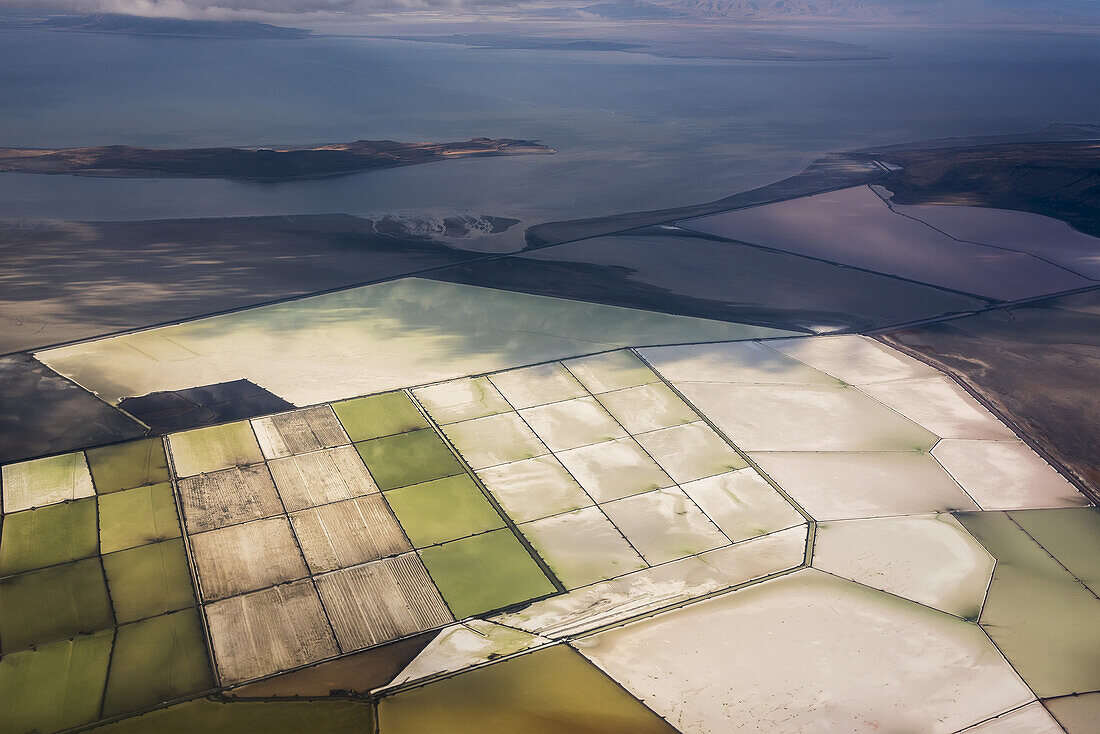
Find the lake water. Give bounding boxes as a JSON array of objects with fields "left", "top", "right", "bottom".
[{"left": 0, "top": 26, "right": 1098, "bottom": 224}]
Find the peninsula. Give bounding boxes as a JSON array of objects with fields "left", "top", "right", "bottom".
[{"left": 0, "top": 138, "right": 554, "bottom": 181}]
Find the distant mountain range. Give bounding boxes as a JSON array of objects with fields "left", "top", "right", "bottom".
[
  {"left": 668, "top": 0, "right": 890, "bottom": 19},
  {"left": 39, "top": 14, "right": 310, "bottom": 39}
]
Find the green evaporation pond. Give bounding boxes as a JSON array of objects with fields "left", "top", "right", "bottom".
[
  {"left": 0, "top": 629, "right": 113, "bottom": 734},
  {"left": 104, "top": 538, "right": 196, "bottom": 624},
  {"left": 419, "top": 529, "right": 556, "bottom": 618},
  {"left": 98, "top": 482, "right": 182, "bottom": 554},
  {"left": 168, "top": 421, "right": 264, "bottom": 477},
  {"left": 377, "top": 643, "right": 677, "bottom": 734},
  {"left": 355, "top": 429, "right": 463, "bottom": 490},
  {"left": 87, "top": 438, "right": 170, "bottom": 494},
  {"left": 2, "top": 451, "right": 95, "bottom": 512},
  {"left": 1008, "top": 507, "right": 1100, "bottom": 594},
  {"left": 0, "top": 557, "right": 114, "bottom": 653},
  {"left": 0, "top": 498, "right": 99, "bottom": 575},
  {"left": 86, "top": 697, "right": 375, "bottom": 733},
  {"left": 385, "top": 475, "right": 505, "bottom": 548},
  {"left": 102, "top": 608, "right": 212, "bottom": 717},
  {"left": 333, "top": 391, "right": 428, "bottom": 442},
  {"left": 957, "top": 511, "right": 1100, "bottom": 698}
]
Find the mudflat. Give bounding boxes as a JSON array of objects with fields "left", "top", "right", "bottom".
[
  {"left": 858, "top": 139, "right": 1100, "bottom": 238},
  {"left": 883, "top": 289, "right": 1100, "bottom": 498}
]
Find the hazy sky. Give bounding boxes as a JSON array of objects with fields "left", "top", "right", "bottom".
[
  {"left": 2, "top": 0, "right": 1098, "bottom": 22},
  {"left": 0, "top": 0, "right": 485, "bottom": 18}
]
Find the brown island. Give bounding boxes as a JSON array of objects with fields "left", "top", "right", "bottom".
[{"left": 0, "top": 137, "right": 553, "bottom": 181}]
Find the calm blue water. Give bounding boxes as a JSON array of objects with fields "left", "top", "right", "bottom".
[{"left": 0, "top": 27, "right": 1097, "bottom": 223}]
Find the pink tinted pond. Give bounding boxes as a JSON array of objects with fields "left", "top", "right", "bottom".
[{"left": 679, "top": 186, "right": 1090, "bottom": 300}]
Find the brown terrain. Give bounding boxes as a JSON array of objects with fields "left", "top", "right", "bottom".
[
  {"left": 863, "top": 140, "right": 1100, "bottom": 237},
  {"left": 0, "top": 137, "right": 553, "bottom": 181},
  {"left": 881, "top": 289, "right": 1100, "bottom": 501}
]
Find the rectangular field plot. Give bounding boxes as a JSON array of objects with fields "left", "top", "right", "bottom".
[
  {"left": 634, "top": 422, "right": 748, "bottom": 483},
  {"left": 1, "top": 451, "right": 94, "bottom": 512},
  {"left": 101, "top": 609, "right": 212, "bottom": 717},
  {"left": 103, "top": 538, "right": 196, "bottom": 623},
  {"left": 519, "top": 397, "right": 627, "bottom": 452},
  {"left": 383, "top": 475, "right": 504, "bottom": 548},
  {"left": 602, "top": 488, "right": 728, "bottom": 565},
  {"left": 98, "top": 482, "right": 181, "bottom": 554},
  {"left": 86, "top": 437, "right": 171, "bottom": 494},
  {"left": 488, "top": 363, "right": 587, "bottom": 409},
  {"left": 519, "top": 507, "right": 646, "bottom": 589},
  {"left": 177, "top": 465, "right": 282, "bottom": 533},
  {"left": 419, "top": 529, "right": 556, "bottom": 619},
  {"left": 290, "top": 495, "right": 411, "bottom": 574},
  {"left": 189, "top": 517, "right": 308, "bottom": 601},
  {"left": 476, "top": 456, "right": 592, "bottom": 523},
  {"left": 0, "top": 498, "right": 99, "bottom": 575},
  {"left": 555, "top": 438, "right": 674, "bottom": 503},
  {"left": 0, "top": 630, "right": 113, "bottom": 733},
  {"left": 594, "top": 382, "right": 697, "bottom": 434},
  {"left": 439, "top": 413, "right": 547, "bottom": 470},
  {"left": 413, "top": 377, "right": 510, "bottom": 425},
  {"left": 168, "top": 421, "right": 263, "bottom": 477},
  {"left": 315, "top": 554, "right": 453, "bottom": 651},
  {"left": 355, "top": 429, "right": 464, "bottom": 490},
  {"left": 332, "top": 391, "right": 428, "bottom": 442},
  {"left": 205, "top": 579, "right": 339, "bottom": 685},
  {"left": 252, "top": 406, "right": 349, "bottom": 459},
  {"left": 268, "top": 445, "right": 377, "bottom": 512},
  {"left": 0, "top": 558, "right": 113, "bottom": 653},
  {"left": 680, "top": 470, "right": 805, "bottom": 542},
  {"left": 564, "top": 350, "right": 657, "bottom": 393}
]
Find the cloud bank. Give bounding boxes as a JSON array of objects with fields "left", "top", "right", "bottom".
[{"left": 0, "top": 0, "right": 501, "bottom": 20}]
